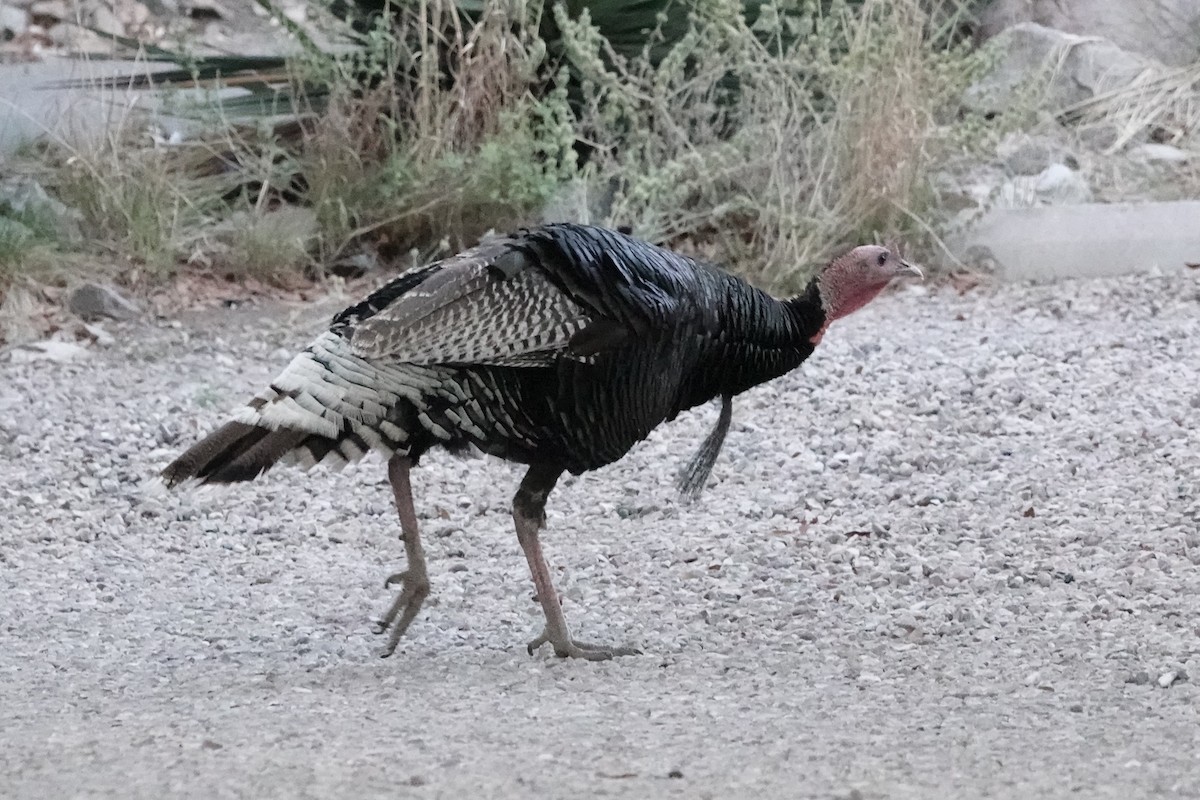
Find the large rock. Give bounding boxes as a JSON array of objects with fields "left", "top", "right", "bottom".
[
  {"left": 67, "top": 282, "right": 141, "bottom": 321},
  {"left": 995, "top": 132, "right": 1079, "bottom": 176},
  {"left": 1030, "top": 163, "right": 1093, "bottom": 205},
  {"left": 965, "top": 23, "right": 1158, "bottom": 116},
  {"left": 979, "top": 0, "right": 1200, "bottom": 67},
  {"left": 983, "top": 163, "right": 1094, "bottom": 211}
]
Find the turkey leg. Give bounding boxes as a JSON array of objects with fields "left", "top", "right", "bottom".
[
  {"left": 514, "top": 464, "right": 640, "bottom": 661},
  {"left": 374, "top": 455, "right": 431, "bottom": 657}
]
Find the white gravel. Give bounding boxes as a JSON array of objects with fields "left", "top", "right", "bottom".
[{"left": 2, "top": 271, "right": 1199, "bottom": 799}]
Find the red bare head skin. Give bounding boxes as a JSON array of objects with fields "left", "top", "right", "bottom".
[{"left": 816, "top": 245, "right": 922, "bottom": 323}]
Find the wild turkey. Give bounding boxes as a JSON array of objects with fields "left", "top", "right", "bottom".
[{"left": 163, "top": 223, "right": 922, "bottom": 660}]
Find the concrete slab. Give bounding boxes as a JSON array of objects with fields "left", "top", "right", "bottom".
[{"left": 952, "top": 200, "right": 1200, "bottom": 281}]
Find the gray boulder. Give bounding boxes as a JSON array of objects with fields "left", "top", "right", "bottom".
[
  {"left": 995, "top": 132, "right": 1079, "bottom": 177},
  {"left": 68, "top": 283, "right": 141, "bottom": 321},
  {"left": 979, "top": 0, "right": 1200, "bottom": 67},
  {"left": 949, "top": 200, "right": 1200, "bottom": 281},
  {"left": 1032, "top": 163, "right": 1093, "bottom": 205},
  {"left": 965, "top": 23, "right": 1157, "bottom": 116}
]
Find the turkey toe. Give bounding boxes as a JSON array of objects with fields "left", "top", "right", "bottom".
[{"left": 526, "top": 630, "right": 641, "bottom": 661}]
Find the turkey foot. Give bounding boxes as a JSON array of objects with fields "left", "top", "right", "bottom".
[
  {"left": 514, "top": 464, "right": 641, "bottom": 661},
  {"left": 526, "top": 628, "right": 641, "bottom": 660},
  {"left": 374, "top": 455, "right": 430, "bottom": 658},
  {"left": 374, "top": 568, "right": 430, "bottom": 655}
]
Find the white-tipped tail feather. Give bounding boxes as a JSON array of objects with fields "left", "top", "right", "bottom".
[{"left": 163, "top": 332, "right": 451, "bottom": 485}]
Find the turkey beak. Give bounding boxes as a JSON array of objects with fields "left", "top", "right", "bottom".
[{"left": 896, "top": 259, "right": 923, "bottom": 280}]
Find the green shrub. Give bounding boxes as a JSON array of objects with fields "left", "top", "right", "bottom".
[{"left": 0, "top": 191, "right": 68, "bottom": 280}]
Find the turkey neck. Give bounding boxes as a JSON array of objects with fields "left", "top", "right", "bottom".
[
  {"left": 676, "top": 274, "right": 825, "bottom": 412},
  {"left": 782, "top": 278, "right": 827, "bottom": 345}
]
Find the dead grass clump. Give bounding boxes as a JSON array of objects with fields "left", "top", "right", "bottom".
[
  {"left": 30, "top": 90, "right": 327, "bottom": 285},
  {"left": 52, "top": 148, "right": 190, "bottom": 272},
  {"left": 214, "top": 206, "right": 318, "bottom": 282},
  {"left": 1063, "top": 62, "right": 1200, "bottom": 153}
]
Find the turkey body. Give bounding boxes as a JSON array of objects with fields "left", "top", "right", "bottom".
[
  {"left": 162, "top": 222, "right": 908, "bottom": 661},
  {"left": 166, "top": 223, "right": 824, "bottom": 486}
]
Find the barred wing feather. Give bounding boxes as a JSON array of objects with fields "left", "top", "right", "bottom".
[{"left": 349, "top": 246, "right": 597, "bottom": 367}]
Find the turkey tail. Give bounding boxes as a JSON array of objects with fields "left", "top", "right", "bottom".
[
  {"left": 163, "top": 329, "right": 418, "bottom": 488},
  {"left": 161, "top": 421, "right": 311, "bottom": 486}
]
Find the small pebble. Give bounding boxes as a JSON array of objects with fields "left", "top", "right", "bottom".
[{"left": 1127, "top": 671, "right": 1151, "bottom": 686}]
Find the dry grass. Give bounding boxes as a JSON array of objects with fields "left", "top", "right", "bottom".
[
  {"left": 1063, "top": 62, "right": 1200, "bottom": 153},
  {"left": 562, "top": 0, "right": 981, "bottom": 291},
  {"left": 297, "top": 0, "right": 574, "bottom": 262},
  {"left": 214, "top": 207, "right": 318, "bottom": 281},
  {"left": 53, "top": 148, "right": 190, "bottom": 272},
  {"left": 0, "top": 284, "right": 47, "bottom": 345},
  {"left": 0, "top": 0, "right": 571, "bottom": 314},
  {"left": 13, "top": 99, "right": 334, "bottom": 298},
  {"left": 2, "top": 0, "right": 986, "bottom": 306},
  {"left": 30, "top": 102, "right": 239, "bottom": 281}
]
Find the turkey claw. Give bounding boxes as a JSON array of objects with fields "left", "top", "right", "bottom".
[{"left": 526, "top": 628, "right": 641, "bottom": 661}]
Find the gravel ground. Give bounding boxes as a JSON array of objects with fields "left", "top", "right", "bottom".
[{"left": 2, "top": 271, "right": 1199, "bottom": 799}]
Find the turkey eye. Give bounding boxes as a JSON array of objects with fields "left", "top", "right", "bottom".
[{"left": 876, "top": 252, "right": 888, "bottom": 267}]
